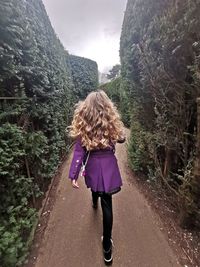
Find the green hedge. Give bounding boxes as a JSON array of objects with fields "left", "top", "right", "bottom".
[
  {"left": 99, "top": 78, "right": 131, "bottom": 127},
  {"left": 0, "top": 0, "right": 98, "bottom": 266},
  {"left": 120, "top": 0, "right": 200, "bottom": 227},
  {"left": 69, "top": 55, "right": 98, "bottom": 100}
]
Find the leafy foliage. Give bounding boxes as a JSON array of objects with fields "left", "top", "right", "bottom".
[
  {"left": 128, "top": 121, "right": 154, "bottom": 174},
  {"left": 100, "top": 77, "right": 131, "bottom": 127},
  {"left": 120, "top": 0, "right": 200, "bottom": 227},
  {"left": 106, "top": 64, "right": 121, "bottom": 80},
  {"left": 69, "top": 55, "right": 98, "bottom": 100},
  {"left": 100, "top": 78, "right": 121, "bottom": 105},
  {"left": 0, "top": 0, "right": 98, "bottom": 266}
]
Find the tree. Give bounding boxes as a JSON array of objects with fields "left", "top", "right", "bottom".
[{"left": 106, "top": 64, "right": 121, "bottom": 80}]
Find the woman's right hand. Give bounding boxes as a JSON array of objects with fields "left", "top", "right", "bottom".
[{"left": 71, "top": 179, "right": 79, "bottom": 188}]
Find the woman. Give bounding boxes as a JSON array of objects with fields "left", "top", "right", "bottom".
[{"left": 68, "top": 90, "right": 125, "bottom": 264}]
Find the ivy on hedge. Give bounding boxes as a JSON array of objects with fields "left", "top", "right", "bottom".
[{"left": 0, "top": 0, "right": 98, "bottom": 266}]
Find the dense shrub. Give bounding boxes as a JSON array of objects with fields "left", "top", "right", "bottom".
[
  {"left": 100, "top": 77, "right": 131, "bottom": 127},
  {"left": 0, "top": 0, "right": 98, "bottom": 265},
  {"left": 69, "top": 55, "right": 98, "bottom": 100},
  {"left": 128, "top": 122, "right": 154, "bottom": 174},
  {"left": 120, "top": 0, "right": 200, "bottom": 227}
]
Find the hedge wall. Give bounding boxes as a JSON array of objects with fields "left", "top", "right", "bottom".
[
  {"left": 99, "top": 78, "right": 131, "bottom": 127},
  {"left": 0, "top": 0, "right": 98, "bottom": 266},
  {"left": 120, "top": 0, "right": 200, "bottom": 228},
  {"left": 69, "top": 55, "right": 98, "bottom": 100}
]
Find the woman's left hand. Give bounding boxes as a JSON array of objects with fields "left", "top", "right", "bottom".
[{"left": 71, "top": 179, "right": 79, "bottom": 188}]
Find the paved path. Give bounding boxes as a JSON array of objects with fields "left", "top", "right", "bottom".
[{"left": 33, "top": 132, "right": 180, "bottom": 267}]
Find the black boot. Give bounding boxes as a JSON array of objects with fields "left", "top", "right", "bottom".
[{"left": 101, "top": 236, "right": 113, "bottom": 265}]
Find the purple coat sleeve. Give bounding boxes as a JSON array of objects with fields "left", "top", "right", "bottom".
[{"left": 68, "top": 138, "right": 86, "bottom": 180}]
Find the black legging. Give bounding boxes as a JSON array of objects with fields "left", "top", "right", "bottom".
[{"left": 92, "top": 190, "right": 113, "bottom": 251}]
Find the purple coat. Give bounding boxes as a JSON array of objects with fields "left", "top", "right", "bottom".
[{"left": 68, "top": 138, "right": 123, "bottom": 193}]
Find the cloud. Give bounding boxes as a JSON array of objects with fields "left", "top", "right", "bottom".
[{"left": 42, "top": 0, "right": 127, "bottom": 72}]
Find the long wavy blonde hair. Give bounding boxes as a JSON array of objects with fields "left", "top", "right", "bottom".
[{"left": 68, "top": 90, "right": 125, "bottom": 150}]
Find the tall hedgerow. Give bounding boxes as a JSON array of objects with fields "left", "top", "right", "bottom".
[
  {"left": 69, "top": 55, "right": 98, "bottom": 100},
  {"left": 0, "top": 0, "right": 98, "bottom": 265},
  {"left": 120, "top": 0, "right": 200, "bottom": 228}
]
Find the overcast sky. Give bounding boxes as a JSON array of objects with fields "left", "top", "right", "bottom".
[{"left": 42, "top": 0, "right": 127, "bottom": 72}]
